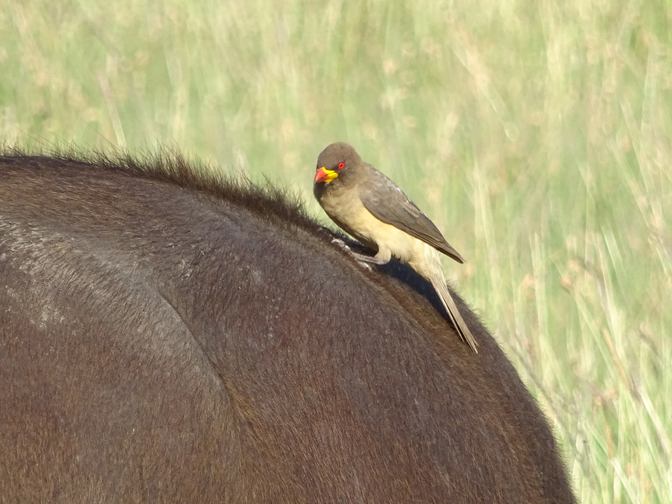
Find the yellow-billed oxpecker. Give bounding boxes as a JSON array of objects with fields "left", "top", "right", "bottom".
[{"left": 313, "top": 142, "right": 478, "bottom": 353}]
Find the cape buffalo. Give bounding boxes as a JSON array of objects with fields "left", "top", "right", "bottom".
[{"left": 0, "top": 152, "right": 576, "bottom": 503}]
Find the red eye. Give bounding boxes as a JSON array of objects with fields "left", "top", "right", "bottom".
[{"left": 338, "top": 162, "right": 345, "bottom": 169}]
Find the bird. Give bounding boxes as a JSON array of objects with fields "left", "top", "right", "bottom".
[{"left": 313, "top": 142, "right": 478, "bottom": 353}]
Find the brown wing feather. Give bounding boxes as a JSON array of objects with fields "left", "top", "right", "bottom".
[{"left": 358, "top": 167, "right": 465, "bottom": 263}]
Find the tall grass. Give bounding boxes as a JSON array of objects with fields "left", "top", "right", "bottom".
[{"left": 2, "top": 0, "right": 670, "bottom": 501}]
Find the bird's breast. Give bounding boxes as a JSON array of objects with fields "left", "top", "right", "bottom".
[{"left": 318, "top": 186, "right": 428, "bottom": 266}]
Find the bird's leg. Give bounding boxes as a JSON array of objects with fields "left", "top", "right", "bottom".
[
  {"left": 328, "top": 239, "right": 373, "bottom": 270},
  {"left": 330, "top": 237, "right": 352, "bottom": 252},
  {"left": 349, "top": 252, "right": 387, "bottom": 265},
  {"left": 349, "top": 247, "right": 391, "bottom": 266},
  {"left": 330, "top": 238, "right": 391, "bottom": 267}
]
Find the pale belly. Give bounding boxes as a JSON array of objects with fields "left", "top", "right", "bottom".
[{"left": 319, "top": 187, "right": 436, "bottom": 275}]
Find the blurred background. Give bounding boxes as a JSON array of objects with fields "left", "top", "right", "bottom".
[{"left": 1, "top": 0, "right": 670, "bottom": 501}]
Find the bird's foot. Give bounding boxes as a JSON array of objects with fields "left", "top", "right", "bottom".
[
  {"left": 353, "top": 259, "right": 373, "bottom": 271},
  {"left": 330, "top": 239, "right": 375, "bottom": 271},
  {"left": 349, "top": 251, "right": 388, "bottom": 266},
  {"left": 331, "top": 238, "right": 351, "bottom": 252}
]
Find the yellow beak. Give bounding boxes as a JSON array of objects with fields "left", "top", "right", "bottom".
[{"left": 315, "top": 167, "right": 339, "bottom": 183}]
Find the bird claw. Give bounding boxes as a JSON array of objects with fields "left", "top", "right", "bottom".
[
  {"left": 330, "top": 238, "right": 373, "bottom": 271},
  {"left": 355, "top": 261, "right": 373, "bottom": 271},
  {"left": 331, "top": 238, "right": 351, "bottom": 252}
]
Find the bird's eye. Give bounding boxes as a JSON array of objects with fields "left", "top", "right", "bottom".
[{"left": 338, "top": 162, "right": 345, "bottom": 169}]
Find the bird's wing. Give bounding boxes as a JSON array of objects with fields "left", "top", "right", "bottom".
[{"left": 358, "top": 168, "right": 465, "bottom": 263}]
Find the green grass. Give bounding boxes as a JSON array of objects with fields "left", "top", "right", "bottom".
[{"left": 2, "top": 0, "right": 671, "bottom": 501}]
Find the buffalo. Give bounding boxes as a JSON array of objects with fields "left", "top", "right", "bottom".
[{"left": 0, "top": 152, "right": 576, "bottom": 503}]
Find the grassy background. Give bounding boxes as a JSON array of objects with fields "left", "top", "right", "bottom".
[{"left": 2, "top": 0, "right": 671, "bottom": 501}]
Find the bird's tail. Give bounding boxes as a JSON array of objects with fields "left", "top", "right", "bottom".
[{"left": 429, "top": 273, "right": 479, "bottom": 353}]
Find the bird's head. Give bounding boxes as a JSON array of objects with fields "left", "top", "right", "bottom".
[{"left": 314, "top": 142, "right": 362, "bottom": 185}]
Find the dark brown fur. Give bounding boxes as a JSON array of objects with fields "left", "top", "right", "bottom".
[{"left": 0, "top": 152, "right": 576, "bottom": 503}]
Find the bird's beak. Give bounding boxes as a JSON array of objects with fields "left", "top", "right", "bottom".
[{"left": 315, "top": 167, "right": 338, "bottom": 184}]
